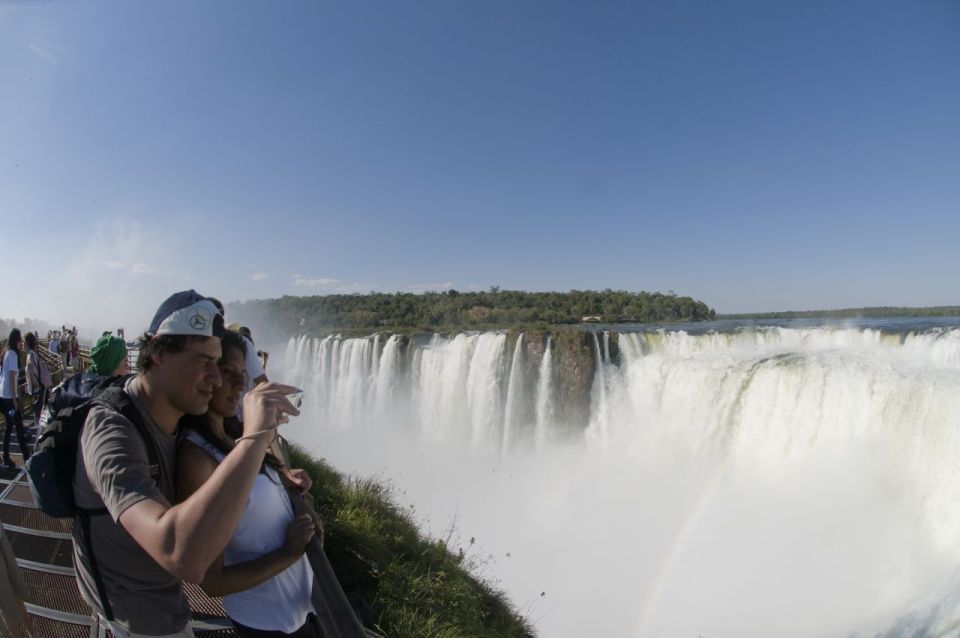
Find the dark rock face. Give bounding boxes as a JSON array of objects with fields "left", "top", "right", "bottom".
[
  {"left": 607, "top": 332, "right": 621, "bottom": 366},
  {"left": 518, "top": 330, "right": 546, "bottom": 369},
  {"left": 553, "top": 330, "right": 597, "bottom": 431},
  {"left": 506, "top": 329, "right": 599, "bottom": 433}
]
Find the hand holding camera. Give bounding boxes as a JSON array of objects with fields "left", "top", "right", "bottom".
[{"left": 240, "top": 383, "right": 302, "bottom": 442}]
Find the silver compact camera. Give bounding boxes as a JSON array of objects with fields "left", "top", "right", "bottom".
[{"left": 289, "top": 390, "right": 304, "bottom": 411}]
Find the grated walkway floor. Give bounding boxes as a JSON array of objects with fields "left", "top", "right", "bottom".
[{"left": 0, "top": 418, "right": 238, "bottom": 637}]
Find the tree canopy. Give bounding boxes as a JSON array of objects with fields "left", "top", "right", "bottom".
[{"left": 231, "top": 289, "right": 716, "bottom": 336}]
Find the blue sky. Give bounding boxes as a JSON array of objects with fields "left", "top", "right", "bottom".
[{"left": 1, "top": 0, "right": 958, "bottom": 332}]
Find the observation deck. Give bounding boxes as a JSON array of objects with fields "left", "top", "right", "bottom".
[{"left": 0, "top": 340, "right": 237, "bottom": 637}]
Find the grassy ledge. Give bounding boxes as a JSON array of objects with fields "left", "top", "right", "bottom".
[{"left": 286, "top": 443, "right": 536, "bottom": 638}]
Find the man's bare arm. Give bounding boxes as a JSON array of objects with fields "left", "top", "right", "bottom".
[{"left": 118, "top": 382, "right": 299, "bottom": 582}]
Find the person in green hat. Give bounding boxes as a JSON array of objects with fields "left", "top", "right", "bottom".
[{"left": 88, "top": 334, "right": 129, "bottom": 377}]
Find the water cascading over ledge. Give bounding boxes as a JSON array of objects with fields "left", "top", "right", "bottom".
[
  {"left": 278, "top": 325, "right": 960, "bottom": 636},
  {"left": 281, "top": 325, "right": 960, "bottom": 466},
  {"left": 282, "top": 329, "right": 605, "bottom": 450}
]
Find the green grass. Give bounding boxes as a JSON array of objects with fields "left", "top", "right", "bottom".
[{"left": 286, "top": 444, "right": 536, "bottom": 638}]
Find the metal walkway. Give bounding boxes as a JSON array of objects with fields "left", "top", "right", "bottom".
[
  {"left": 0, "top": 340, "right": 239, "bottom": 637},
  {"left": 0, "top": 429, "right": 238, "bottom": 637}
]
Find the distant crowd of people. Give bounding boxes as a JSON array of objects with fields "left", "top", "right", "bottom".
[
  {"left": 45, "top": 326, "right": 82, "bottom": 371},
  {"left": 0, "top": 292, "right": 367, "bottom": 638}
]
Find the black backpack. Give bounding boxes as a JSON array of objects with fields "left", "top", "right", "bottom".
[
  {"left": 26, "top": 374, "right": 161, "bottom": 518},
  {"left": 47, "top": 371, "right": 107, "bottom": 415}
]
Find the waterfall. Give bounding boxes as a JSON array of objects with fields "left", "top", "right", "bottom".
[
  {"left": 465, "top": 333, "right": 508, "bottom": 449},
  {"left": 534, "top": 335, "right": 555, "bottom": 449},
  {"left": 587, "top": 331, "right": 611, "bottom": 443},
  {"left": 279, "top": 325, "right": 960, "bottom": 543},
  {"left": 371, "top": 333, "right": 381, "bottom": 379},
  {"left": 374, "top": 334, "right": 401, "bottom": 417},
  {"left": 278, "top": 323, "right": 960, "bottom": 638},
  {"left": 282, "top": 326, "right": 960, "bottom": 456},
  {"left": 502, "top": 334, "right": 525, "bottom": 456},
  {"left": 416, "top": 333, "right": 479, "bottom": 441},
  {"left": 280, "top": 325, "right": 960, "bottom": 545}
]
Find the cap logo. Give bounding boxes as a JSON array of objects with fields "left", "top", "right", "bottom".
[{"left": 189, "top": 314, "right": 208, "bottom": 331}]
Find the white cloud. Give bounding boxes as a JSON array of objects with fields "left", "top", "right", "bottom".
[
  {"left": 130, "top": 262, "right": 159, "bottom": 275},
  {"left": 334, "top": 282, "right": 378, "bottom": 294},
  {"left": 46, "top": 218, "right": 188, "bottom": 336},
  {"left": 408, "top": 282, "right": 454, "bottom": 293},
  {"left": 290, "top": 275, "right": 379, "bottom": 294},
  {"left": 294, "top": 276, "right": 341, "bottom": 288},
  {"left": 101, "top": 260, "right": 159, "bottom": 275},
  {"left": 251, "top": 272, "right": 269, "bottom": 282},
  {"left": 28, "top": 37, "right": 63, "bottom": 67}
]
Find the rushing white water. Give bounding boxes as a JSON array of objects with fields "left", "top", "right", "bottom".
[
  {"left": 534, "top": 336, "right": 554, "bottom": 450},
  {"left": 278, "top": 324, "right": 960, "bottom": 638},
  {"left": 502, "top": 334, "right": 525, "bottom": 456}
]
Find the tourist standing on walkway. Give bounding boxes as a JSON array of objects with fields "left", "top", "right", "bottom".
[
  {"left": 0, "top": 524, "right": 35, "bottom": 638},
  {"left": 69, "top": 329, "right": 80, "bottom": 370},
  {"left": 61, "top": 330, "right": 70, "bottom": 369},
  {"left": 48, "top": 331, "right": 59, "bottom": 357},
  {"left": 73, "top": 290, "right": 300, "bottom": 637},
  {"left": 0, "top": 330, "right": 29, "bottom": 469},
  {"left": 178, "top": 331, "right": 321, "bottom": 637},
  {"left": 88, "top": 333, "right": 129, "bottom": 377},
  {"left": 23, "top": 333, "right": 49, "bottom": 427}
]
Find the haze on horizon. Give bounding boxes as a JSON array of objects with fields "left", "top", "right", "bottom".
[{"left": 1, "top": 1, "right": 958, "bottom": 335}]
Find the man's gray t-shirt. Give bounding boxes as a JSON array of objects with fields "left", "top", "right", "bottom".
[{"left": 72, "top": 377, "right": 191, "bottom": 634}]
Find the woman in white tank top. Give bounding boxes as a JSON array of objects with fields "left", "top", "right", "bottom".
[{"left": 176, "top": 332, "right": 322, "bottom": 637}]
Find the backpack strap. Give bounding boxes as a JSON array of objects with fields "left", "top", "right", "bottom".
[
  {"left": 75, "top": 508, "right": 114, "bottom": 620},
  {"left": 75, "top": 384, "right": 163, "bottom": 623},
  {"left": 93, "top": 386, "right": 162, "bottom": 486}
]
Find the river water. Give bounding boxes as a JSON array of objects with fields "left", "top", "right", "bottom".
[{"left": 275, "top": 318, "right": 960, "bottom": 637}]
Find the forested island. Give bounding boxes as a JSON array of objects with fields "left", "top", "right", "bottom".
[
  {"left": 721, "top": 305, "right": 960, "bottom": 320},
  {"left": 230, "top": 289, "right": 716, "bottom": 336}
]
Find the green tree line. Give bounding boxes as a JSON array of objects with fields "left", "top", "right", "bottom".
[
  {"left": 721, "top": 305, "right": 960, "bottom": 320},
  {"left": 231, "top": 289, "right": 716, "bottom": 335}
]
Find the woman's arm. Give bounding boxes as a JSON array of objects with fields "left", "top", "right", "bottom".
[
  {"left": 174, "top": 440, "right": 219, "bottom": 503},
  {"left": 175, "top": 440, "right": 315, "bottom": 597},
  {"left": 197, "top": 514, "right": 315, "bottom": 597}
]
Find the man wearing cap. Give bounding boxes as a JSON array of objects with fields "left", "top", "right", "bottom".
[{"left": 73, "top": 291, "right": 300, "bottom": 637}]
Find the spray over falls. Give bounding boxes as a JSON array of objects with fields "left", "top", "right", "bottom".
[{"left": 279, "top": 325, "right": 960, "bottom": 637}]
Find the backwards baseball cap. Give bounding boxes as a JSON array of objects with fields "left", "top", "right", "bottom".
[{"left": 147, "top": 290, "right": 225, "bottom": 338}]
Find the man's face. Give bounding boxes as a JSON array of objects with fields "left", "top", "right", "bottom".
[{"left": 154, "top": 337, "right": 223, "bottom": 415}]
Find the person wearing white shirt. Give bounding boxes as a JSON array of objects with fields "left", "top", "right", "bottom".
[
  {"left": 176, "top": 331, "right": 320, "bottom": 636},
  {"left": 0, "top": 330, "right": 29, "bottom": 469}
]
